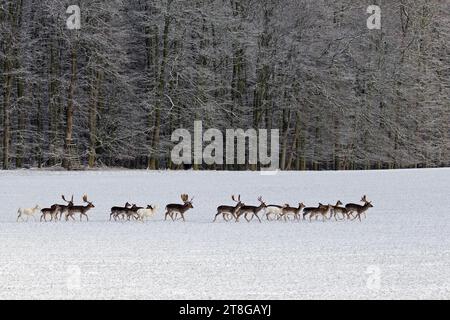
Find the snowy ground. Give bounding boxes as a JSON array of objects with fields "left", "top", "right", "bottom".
[{"left": 0, "top": 168, "right": 449, "bottom": 299}]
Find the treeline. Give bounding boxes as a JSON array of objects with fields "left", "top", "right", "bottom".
[{"left": 1, "top": 0, "right": 449, "bottom": 171}]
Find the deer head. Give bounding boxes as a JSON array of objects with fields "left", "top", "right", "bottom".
[
  {"left": 83, "top": 194, "right": 95, "bottom": 208},
  {"left": 181, "top": 194, "right": 194, "bottom": 209}
]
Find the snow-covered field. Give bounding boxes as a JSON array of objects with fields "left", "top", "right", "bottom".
[{"left": 0, "top": 169, "right": 449, "bottom": 299}]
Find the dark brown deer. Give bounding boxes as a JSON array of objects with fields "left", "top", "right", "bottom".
[
  {"left": 110, "top": 202, "right": 131, "bottom": 221},
  {"left": 302, "top": 203, "right": 327, "bottom": 220},
  {"left": 65, "top": 194, "right": 95, "bottom": 221},
  {"left": 329, "top": 200, "right": 348, "bottom": 220},
  {"left": 40, "top": 205, "right": 60, "bottom": 222},
  {"left": 280, "top": 203, "right": 305, "bottom": 221},
  {"left": 345, "top": 195, "right": 373, "bottom": 221},
  {"left": 57, "top": 195, "right": 74, "bottom": 221},
  {"left": 214, "top": 195, "right": 244, "bottom": 222},
  {"left": 236, "top": 196, "right": 267, "bottom": 223},
  {"left": 165, "top": 194, "right": 194, "bottom": 222},
  {"left": 125, "top": 204, "right": 143, "bottom": 221}
]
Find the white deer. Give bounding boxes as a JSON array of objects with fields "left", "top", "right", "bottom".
[
  {"left": 17, "top": 205, "right": 41, "bottom": 222},
  {"left": 137, "top": 205, "right": 158, "bottom": 222}
]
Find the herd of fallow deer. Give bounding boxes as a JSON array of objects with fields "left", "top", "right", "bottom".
[{"left": 16, "top": 194, "right": 373, "bottom": 223}]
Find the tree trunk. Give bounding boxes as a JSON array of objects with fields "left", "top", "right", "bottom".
[
  {"left": 88, "top": 70, "right": 101, "bottom": 168},
  {"left": 63, "top": 46, "right": 77, "bottom": 170},
  {"left": 148, "top": 7, "right": 171, "bottom": 170}
]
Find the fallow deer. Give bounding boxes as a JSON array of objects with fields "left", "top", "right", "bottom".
[
  {"left": 265, "top": 205, "right": 284, "bottom": 221},
  {"left": 125, "top": 204, "right": 143, "bottom": 221},
  {"left": 236, "top": 196, "right": 267, "bottom": 223},
  {"left": 40, "top": 205, "right": 60, "bottom": 222},
  {"left": 57, "top": 195, "right": 74, "bottom": 221},
  {"left": 17, "top": 205, "right": 40, "bottom": 222},
  {"left": 214, "top": 195, "right": 244, "bottom": 222},
  {"left": 345, "top": 195, "right": 373, "bottom": 222},
  {"left": 280, "top": 203, "right": 305, "bottom": 221},
  {"left": 137, "top": 205, "right": 158, "bottom": 222},
  {"left": 308, "top": 204, "right": 332, "bottom": 222},
  {"left": 65, "top": 194, "right": 95, "bottom": 221},
  {"left": 329, "top": 200, "right": 347, "bottom": 220},
  {"left": 109, "top": 202, "right": 132, "bottom": 221},
  {"left": 302, "top": 203, "right": 327, "bottom": 220},
  {"left": 165, "top": 194, "right": 194, "bottom": 222}
]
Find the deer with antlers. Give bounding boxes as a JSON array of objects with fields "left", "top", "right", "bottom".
[
  {"left": 56, "top": 195, "right": 75, "bottom": 221},
  {"left": 345, "top": 195, "right": 373, "bottom": 221},
  {"left": 165, "top": 194, "right": 194, "bottom": 222},
  {"left": 65, "top": 195, "right": 95, "bottom": 221},
  {"left": 214, "top": 195, "right": 244, "bottom": 222},
  {"left": 236, "top": 196, "right": 267, "bottom": 223}
]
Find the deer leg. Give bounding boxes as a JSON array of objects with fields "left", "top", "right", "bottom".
[
  {"left": 254, "top": 212, "right": 262, "bottom": 223},
  {"left": 213, "top": 212, "right": 221, "bottom": 222}
]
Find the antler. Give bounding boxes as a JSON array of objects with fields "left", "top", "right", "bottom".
[
  {"left": 257, "top": 196, "right": 263, "bottom": 202},
  {"left": 361, "top": 195, "right": 368, "bottom": 202},
  {"left": 62, "top": 195, "right": 71, "bottom": 203},
  {"left": 232, "top": 195, "right": 238, "bottom": 202},
  {"left": 181, "top": 194, "right": 188, "bottom": 202},
  {"left": 83, "top": 194, "right": 88, "bottom": 203}
]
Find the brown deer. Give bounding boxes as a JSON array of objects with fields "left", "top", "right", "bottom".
[
  {"left": 65, "top": 195, "right": 95, "bottom": 221},
  {"left": 165, "top": 194, "right": 194, "bottom": 222},
  {"left": 40, "top": 205, "right": 60, "bottom": 222},
  {"left": 345, "top": 195, "right": 373, "bottom": 221},
  {"left": 214, "top": 195, "right": 244, "bottom": 222},
  {"left": 57, "top": 195, "right": 74, "bottom": 221},
  {"left": 125, "top": 204, "right": 143, "bottom": 221},
  {"left": 236, "top": 196, "right": 267, "bottom": 223},
  {"left": 303, "top": 204, "right": 331, "bottom": 222},
  {"left": 110, "top": 202, "right": 132, "bottom": 221},
  {"left": 280, "top": 203, "right": 305, "bottom": 221},
  {"left": 302, "top": 203, "right": 327, "bottom": 220},
  {"left": 329, "top": 200, "right": 348, "bottom": 220}
]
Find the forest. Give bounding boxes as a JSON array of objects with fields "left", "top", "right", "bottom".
[{"left": 0, "top": 0, "right": 449, "bottom": 170}]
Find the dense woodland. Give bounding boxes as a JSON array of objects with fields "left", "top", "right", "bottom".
[{"left": 0, "top": 0, "right": 449, "bottom": 171}]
